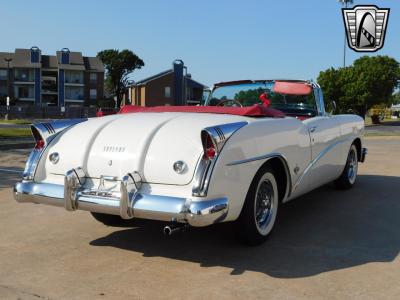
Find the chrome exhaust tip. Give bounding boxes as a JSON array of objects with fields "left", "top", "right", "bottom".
[{"left": 163, "top": 223, "right": 186, "bottom": 236}]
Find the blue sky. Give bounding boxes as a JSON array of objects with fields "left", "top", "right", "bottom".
[{"left": 1, "top": 0, "right": 399, "bottom": 86}]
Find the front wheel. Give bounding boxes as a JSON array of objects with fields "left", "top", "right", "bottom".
[
  {"left": 334, "top": 144, "right": 358, "bottom": 189},
  {"left": 234, "top": 165, "right": 279, "bottom": 245}
]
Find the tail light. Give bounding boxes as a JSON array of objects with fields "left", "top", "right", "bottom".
[
  {"left": 194, "top": 122, "right": 248, "bottom": 197},
  {"left": 31, "top": 126, "right": 45, "bottom": 150},
  {"left": 34, "top": 139, "right": 45, "bottom": 150},
  {"left": 201, "top": 131, "right": 217, "bottom": 160},
  {"left": 22, "top": 126, "right": 46, "bottom": 180}
]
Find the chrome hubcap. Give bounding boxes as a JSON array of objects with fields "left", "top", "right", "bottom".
[
  {"left": 347, "top": 150, "right": 358, "bottom": 184},
  {"left": 255, "top": 179, "right": 274, "bottom": 230}
]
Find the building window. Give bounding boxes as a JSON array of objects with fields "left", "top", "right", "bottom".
[
  {"left": 14, "top": 85, "right": 34, "bottom": 99},
  {"left": 0, "top": 84, "right": 7, "bottom": 97},
  {"left": 164, "top": 86, "right": 171, "bottom": 98},
  {"left": 65, "top": 86, "right": 84, "bottom": 100},
  {"left": 90, "top": 89, "right": 97, "bottom": 99},
  {"left": 65, "top": 70, "right": 84, "bottom": 84},
  {"left": 0, "top": 69, "right": 7, "bottom": 80},
  {"left": 14, "top": 69, "right": 34, "bottom": 82},
  {"left": 90, "top": 73, "right": 97, "bottom": 83}
]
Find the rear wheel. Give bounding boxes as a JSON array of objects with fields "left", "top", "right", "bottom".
[
  {"left": 334, "top": 144, "right": 358, "bottom": 189},
  {"left": 235, "top": 165, "right": 279, "bottom": 245},
  {"left": 90, "top": 212, "right": 125, "bottom": 226}
]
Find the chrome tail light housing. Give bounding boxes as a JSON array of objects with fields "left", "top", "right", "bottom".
[{"left": 192, "top": 121, "right": 247, "bottom": 197}]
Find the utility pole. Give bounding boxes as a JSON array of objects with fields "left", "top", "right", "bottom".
[
  {"left": 4, "top": 57, "right": 12, "bottom": 120},
  {"left": 338, "top": 0, "right": 354, "bottom": 67}
]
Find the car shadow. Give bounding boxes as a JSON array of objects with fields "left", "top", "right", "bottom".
[{"left": 87, "top": 174, "right": 400, "bottom": 277}]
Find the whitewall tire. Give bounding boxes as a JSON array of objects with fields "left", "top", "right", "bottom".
[{"left": 235, "top": 165, "right": 279, "bottom": 245}]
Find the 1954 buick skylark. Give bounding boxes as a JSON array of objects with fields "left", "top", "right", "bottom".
[{"left": 14, "top": 80, "right": 367, "bottom": 245}]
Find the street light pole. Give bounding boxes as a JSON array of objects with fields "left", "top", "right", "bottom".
[
  {"left": 3, "top": 58, "right": 12, "bottom": 120},
  {"left": 338, "top": 0, "right": 353, "bottom": 68}
]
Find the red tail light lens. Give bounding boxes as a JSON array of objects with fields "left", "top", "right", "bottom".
[
  {"left": 34, "top": 139, "right": 45, "bottom": 150},
  {"left": 202, "top": 132, "right": 217, "bottom": 160},
  {"left": 31, "top": 126, "right": 45, "bottom": 150}
]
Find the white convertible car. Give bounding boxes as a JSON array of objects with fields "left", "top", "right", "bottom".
[{"left": 14, "top": 80, "right": 367, "bottom": 245}]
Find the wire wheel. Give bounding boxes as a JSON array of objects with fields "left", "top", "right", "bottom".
[
  {"left": 347, "top": 147, "right": 358, "bottom": 185},
  {"left": 253, "top": 172, "right": 278, "bottom": 236}
]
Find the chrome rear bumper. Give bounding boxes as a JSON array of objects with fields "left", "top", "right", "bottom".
[{"left": 14, "top": 180, "right": 228, "bottom": 227}]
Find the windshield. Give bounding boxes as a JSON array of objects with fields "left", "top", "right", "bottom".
[{"left": 206, "top": 81, "right": 317, "bottom": 117}]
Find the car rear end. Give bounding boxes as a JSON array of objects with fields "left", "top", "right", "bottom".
[{"left": 14, "top": 113, "right": 248, "bottom": 227}]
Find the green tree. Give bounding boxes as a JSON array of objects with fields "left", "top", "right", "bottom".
[
  {"left": 234, "top": 88, "right": 265, "bottom": 106},
  {"left": 317, "top": 55, "right": 400, "bottom": 117},
  {"left": 393, "top": 92, "right": 400, "bottom": 105},
  {"left": 97, "top": 49, "right": 144, "bottom": 108}
]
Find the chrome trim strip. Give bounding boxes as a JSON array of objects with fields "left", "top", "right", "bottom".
[
  {"left": 226, "top": 152, "right": 283, "bottom": 166},
  {"left": 293, "top": 137, "right": 352, "bottom": 191},
  {"left": 201, "top": 121, "right": 248, "bottom": 153},
  {"left": 226, "top": 152, "right": 292, "bottom": 201},
  {"left": 192, "top": 121, "right": 248, "bottom": 197},
  {"left": 22, "top": 119, "right": 88, "bottom": 181},
  {"left": 32, "top": 119, "right": 88, "bottom": 145},
  {"left": 14, "top": 181, "right": 229, "bottom": 227}
]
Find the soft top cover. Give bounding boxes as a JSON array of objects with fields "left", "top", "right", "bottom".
[{"left": 119, "top": 105, "right": 285, "bottom": 118}]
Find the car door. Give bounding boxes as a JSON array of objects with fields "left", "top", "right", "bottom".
[{"left": 302, "top": 88, "right": 342, "bottom": 190}]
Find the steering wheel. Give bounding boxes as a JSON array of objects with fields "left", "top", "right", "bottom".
[{"left": 216, "top": 99, "right": 243, "bottom": 107}]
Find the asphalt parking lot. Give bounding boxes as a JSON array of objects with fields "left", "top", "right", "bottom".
[{"left": 0, "top": 137, "right": 400, "bottom": 300}]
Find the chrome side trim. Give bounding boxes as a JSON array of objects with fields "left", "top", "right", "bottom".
[
  {"left": 32, "top": 119, "right": 88, "bottom": 145},
  {"left": 22, "top": 148, "right": 43, "bottom": 180},
  {"left": 192, "top": 121, "right": 248, "bottom": 197},
  {"left": 226, "top": 152, "right": 283, "bottom": 166},
  {"left": 226, "top": 153, "right": 292, "bottom": 201},
  {"left": 293, "top": 137, "right": 352, "bottom": 191},
  {"left": 201, "top": 121, "right": 248, "bottom": 152},
  {"left": 192, "top": 158, "right": 214, "bottom": 197},
  {"left": 22, "top": 119, "right": 88, "bottom": 181}
]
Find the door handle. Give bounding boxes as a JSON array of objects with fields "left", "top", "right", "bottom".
[{"left": 309, "top": 126, "right": 317, "bottom": 133}]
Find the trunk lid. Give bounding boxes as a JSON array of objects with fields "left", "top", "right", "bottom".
[{"left": 40, "top": 112, "right": 249, "bottom": 185}]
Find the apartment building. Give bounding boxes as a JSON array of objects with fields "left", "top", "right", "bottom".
[{"left": 0, "top": 47, "right": 104, "bottom": 107}]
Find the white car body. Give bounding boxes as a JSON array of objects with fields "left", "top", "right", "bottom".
[{"left": 14, "top": 81, "right": 367, "bottom": 229}]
